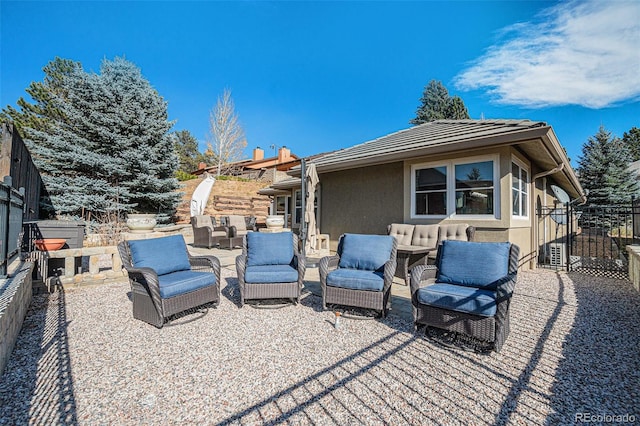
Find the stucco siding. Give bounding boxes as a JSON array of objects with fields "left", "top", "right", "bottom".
[{"left": 320, "top": 162, "right": 404, "bottom": 250}]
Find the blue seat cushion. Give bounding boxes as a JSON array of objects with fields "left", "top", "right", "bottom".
[
  {"left": 417, "top": 283, "right": 497, "bottom": 317},
  {"left": 129, "top": 235, "right": 191, "bottom": 276},
  {"left": 245, "top": 264, "right": 299, "bottom": 283},
  {"left": 247, "top": 232, "right": 294, "bottom": 266},
  {"left": 326, "top": 268, "right": 385, "bottom": 291},
  {"left": 338, "top": 234, "right": 394, "bottom": 271},
  {"left": 437, "top": 240, "right": 511, "bottom": 289},
  {"left": 157, "top": 270, "right": 216, "bottom": 299}
]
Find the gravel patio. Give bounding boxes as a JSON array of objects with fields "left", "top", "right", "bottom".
[{"left": 1, "top": 264, "right": 639, "bottom": 425}]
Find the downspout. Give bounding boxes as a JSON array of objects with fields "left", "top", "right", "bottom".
[{"left": 532, "top": 164, "right": 564, "bottom": 270}]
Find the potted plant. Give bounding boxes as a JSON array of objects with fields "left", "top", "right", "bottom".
[{"left": 125, "top": 213, "right": 157, "bottom": 233}]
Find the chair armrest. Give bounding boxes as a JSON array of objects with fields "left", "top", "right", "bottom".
[
  {"left": 383, "top": 257, "right": 397, "bottom": 291},
  {"left": 319, "top": 255, "right": 340, "bottom": 285},
  {"left": 236, "top": 254, "right": 247, "bottom": 285},
  {"left": 188, "top": 254, "right": 220, "bottom": 273},
  {"left": 409, "top": 264, "right": 438, "bottom": 297},
  {"left": 293, "top": 254, "right": 306, "bottom": 287},
  {"left": 228, "top": 225, "right": 237, "bottom": 238},
  {"left": 123, "top": 265, "right": 163, "bottom": 309},
  {"left": 493, "top": 272, "right": 518, "bottom": 302}
]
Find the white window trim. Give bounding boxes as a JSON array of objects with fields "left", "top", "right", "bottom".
[
  {"left": 411, "top": 154, "right": 500, "bottom": 220},
  {"left": 293, "top": 189, "right": 302, "bottom": 225},
  {"left": 511, "top": 156, "right": 530, "bottom": 220},
  {"left": 293, "top": 188, "right": 321, "bottom": 227}
]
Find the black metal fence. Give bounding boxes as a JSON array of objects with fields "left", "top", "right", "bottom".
[
  {"left": 0, "top": 177, "right": 25, "bottom": 277},
  {"left": 537, "top": 202, "right": 638, "bottom": 278}
]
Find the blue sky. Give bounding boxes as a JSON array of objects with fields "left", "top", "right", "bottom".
[{"left": 1, "top": 0, "right": 638, "bottom": 166}]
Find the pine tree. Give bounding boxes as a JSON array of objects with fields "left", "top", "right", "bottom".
[
  {"left": 173, "top": 129, "right": 204, "bottom": 173},
  {"left": 1, "top": 57, "right": 80, "bottom": 141},
  {"left": 622, "top": 127, "right": 640, "bottom": 162},
  {"left": 447, "top": 96, "right": 470, "bottom": 120},
  {"left": 410, "top": 80, "right": 470, "bottom": 125},
  {"left": 577, "top": 126, "right": 639, "bottom": 206},
  {"left": 97, "top": 57, "right": 181, "bottom": 216},
  {"left": 16, "top": 57, "right": 181, "bottom": 220}
]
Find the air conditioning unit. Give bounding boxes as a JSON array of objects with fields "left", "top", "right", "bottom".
[{"left": 549, "top": 243, "right": 566, "bottom": 267}]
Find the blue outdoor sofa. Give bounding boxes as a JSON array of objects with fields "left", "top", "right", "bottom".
[
  {"left": 118, "top": 235, "right": 221, "bottom": 328},
  {"left": 410, "top": 240, "right": 520, "bottom": 352}
]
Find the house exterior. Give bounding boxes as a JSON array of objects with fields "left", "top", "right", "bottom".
[
  {"left": 193, "top": 146, "right": 300, "bottom": 182},
  {"left": 268, "top": 119, "right": 585, "bottom": 270}
]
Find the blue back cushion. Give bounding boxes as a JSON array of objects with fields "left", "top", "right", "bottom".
[
  {"left": 247, "top": 231, "right": 293, "bottom": 266},
  {"left": 129, "top": 235, "right": 191, "bottom": 276},
  {"left": 338, "top": 234, "right": 394, "bottom": 271},
  {"left": 436, "top": 240, "right": 511, "bottom": 288}
]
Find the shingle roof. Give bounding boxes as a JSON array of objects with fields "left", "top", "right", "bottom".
[{"left": 307, "top": 119, "right": 549, "bottom": 172}]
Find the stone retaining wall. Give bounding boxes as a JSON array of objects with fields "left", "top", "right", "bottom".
[
  {"left": 0, "top": 260, "right": 35, "bottom": 375},
  {"left": 626, "top": 245, "right": 640, "bottom": 292}
]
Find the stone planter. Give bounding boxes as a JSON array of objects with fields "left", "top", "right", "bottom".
[
  {"left": 126, "top": 214, "right": 157, "bottom": 233},
  {"left": 265, "top": 215, "right": 285, "bottom": 229}
]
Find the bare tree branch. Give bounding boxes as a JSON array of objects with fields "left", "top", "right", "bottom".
[{"left": 206, "top": 89, "right": 247, "bottom": 176}]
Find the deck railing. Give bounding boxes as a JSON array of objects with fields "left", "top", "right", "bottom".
[{"left": 0, "top": 177, "right": 25, "bottom": 277}]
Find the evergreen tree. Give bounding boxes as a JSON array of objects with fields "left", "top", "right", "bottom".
[
  {"left": 1, "top": 57, "right": 80, "bottom": 137},
  {"left": 622, "top": 127, "right": 640, "bottom": 161},
  {"left": 173, "top": 129, "right": 204, "bottom": 173},
  {"left": 16, "top": 57, "right": 181, "bottom": 220},
  {"left": 447, "top": 96, "right": 470, "bottom": 120},
  {"left": 577, "top": 126, "right": 639, "bottom": 206},
  {"left": 410, "top": 80, "right": 470, "bottom": 125}
]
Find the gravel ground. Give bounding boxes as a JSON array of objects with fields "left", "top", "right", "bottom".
[{"left": 1, "top": 268, "right": 639, "bottom": 425}]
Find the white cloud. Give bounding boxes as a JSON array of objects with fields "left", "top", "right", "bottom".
[{"left": 454, "top": 0, "right": 640, "bottom": 109}]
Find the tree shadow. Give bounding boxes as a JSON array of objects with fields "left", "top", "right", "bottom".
[{"left": 0, "top": 283, "right": 78, "bottom": 425}]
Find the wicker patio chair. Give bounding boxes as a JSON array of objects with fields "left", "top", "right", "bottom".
[
  {"left": 118, "top": 234, "right": 221, "bottom": 328},
  {"left": 191, "top": 215, "right": 228, "bottom": 248},
  {"left": 411, "top": 240, "right": 520, "bottom": 352},
  {"left": 319, "top": 233, "right": 397, "bottom": 317},
  {"left": 221, "top": 215, "right": 257, "bottom": 238},
  {"left": 235, "top": 231, "right": 306, "bottom": 307}
]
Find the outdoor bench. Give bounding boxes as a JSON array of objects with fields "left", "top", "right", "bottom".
[{"left": 387, "top": 223, "right": 475, "bottom": 285}]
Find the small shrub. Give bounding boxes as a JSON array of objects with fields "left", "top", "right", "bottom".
[{"left": 175, "top": 170, "right": 198, "bottom": 181}]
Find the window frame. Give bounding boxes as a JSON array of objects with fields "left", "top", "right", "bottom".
[
  {"left": 511, "top": 156, "right": 530, "bottom": 219},
  {"left": 411, "top": 154, "right": 500, "bottom": 220}
]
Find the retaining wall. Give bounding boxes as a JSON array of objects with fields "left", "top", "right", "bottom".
[{"left": 0, "top": 260, "right": 35, "bottom": 376}]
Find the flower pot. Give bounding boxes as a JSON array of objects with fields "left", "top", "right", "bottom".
[
  {"left": 126, "top": 214, "right": 157, "bottom": 233},
  {"left": 34, "top": 238, "right": 66, "bottom": 251},
  {"left": 266, "top": 215, "right": 285, "bottom": 229}
]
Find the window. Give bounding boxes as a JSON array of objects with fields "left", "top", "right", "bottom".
[
  {"left": 274, "top": 195, "right": 290, "bottom": 226},
  {"left": 412, "top": 156, "right": 498, "bottom": 218},
  {"left": 512, "top": 160, "right": 529, "bottom": 218},
  {"left": 293, "top": 189, "right": 319, "bottom": 225},
  {"left": 294, "top": 190, "right": 302, "bottom": 224},
  {"left": 455, "top": 161, "right": 494, "bottom": 215},
  {"left": 415, "top": 166, "right": 447, "bottom": 215}
]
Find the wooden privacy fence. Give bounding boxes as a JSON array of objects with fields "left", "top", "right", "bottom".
[
  {"left": 0, "top": 177, "right": 25, "bottom": 277},
  {"left": 0, "top": 123, "right": 42, "bottom": 221}
]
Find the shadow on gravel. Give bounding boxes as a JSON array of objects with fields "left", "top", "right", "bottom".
[
  {"left": 546, "top": 273, "right": 640, "bottom": 424},
  {"left": 0, "top": 284, "right": 78, "bottom": 425},
  {"left": 215, "top": 331, "right": 420, "bottom": 425}
]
